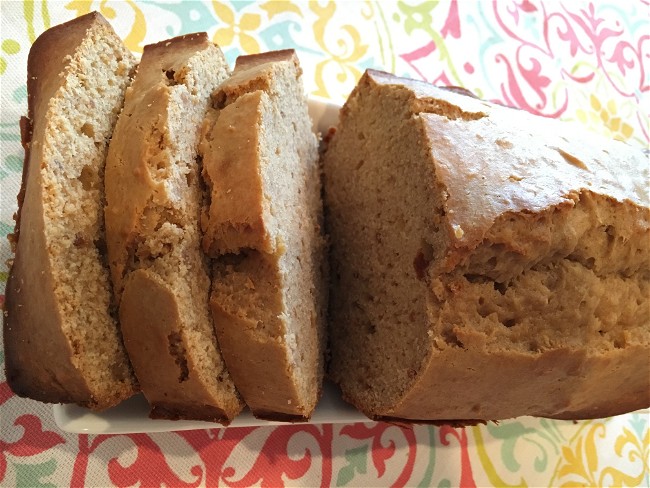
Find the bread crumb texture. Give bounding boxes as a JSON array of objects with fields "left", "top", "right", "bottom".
[
  {"left": 200, "top": 51, "right": 327, "bottom": 418},
  {"left": 104, "top": 34, "right": 242, "bottom": 421},
  {"left": 6, "top": 13, "right": 139, "bottom": 409}
]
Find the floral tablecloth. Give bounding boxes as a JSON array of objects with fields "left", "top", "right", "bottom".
[{"left": 1, "top": 1, "right": 648, "bottom": 486}]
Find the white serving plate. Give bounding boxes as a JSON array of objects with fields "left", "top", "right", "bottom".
[
  {"left": 53, "top": 98, "right": 367, "bottom": 434},
  {"left": 54, "top": 381, "right": 366, "bottom": 434}
]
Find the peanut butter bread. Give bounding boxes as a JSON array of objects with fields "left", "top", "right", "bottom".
[
  {"left": 3, "top": 12, "right": 138, "bottom": 409},
  {"left": 323, "top": 70, "right": 650, "bottom": 422},
  {"left": 200, "top": 50, "right": 327, "bottom": 420},
  {"left": 104, "top": 33, "right": 243, "bottom": 423}
]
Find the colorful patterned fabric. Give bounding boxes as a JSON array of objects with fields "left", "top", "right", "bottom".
[{"left": 0, "top": 1, "right": 648, "bottom": 486}]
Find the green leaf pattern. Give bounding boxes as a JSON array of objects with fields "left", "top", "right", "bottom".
[
  {"left": 14, "top": 459, "right": 57, "bottom": 488},
  {"left": 336, "top": 445, "right": 368, "bottom": 486}
]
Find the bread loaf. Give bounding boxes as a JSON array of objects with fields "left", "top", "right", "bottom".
[
  {"left": 323, "top": 70, "right": 650, "bottom": 422},
  {"left": 104, "top": 33, "right": 243, "bottom": 423},
  {"left": 199, "top": 50, "right": 327, "bottom": 420},
  {"left": 3, "top": 12, "right": 138, "bottom": 409}
]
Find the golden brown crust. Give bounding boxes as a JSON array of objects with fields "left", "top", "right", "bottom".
[
  {"left": 234, "top": 48, "right": 298, "bottom": 71},
  {"left": 119, "top": 270, "right": 236, "bottom": 424},
  {"left": 213, "top": 49, "right": 299, "bottom": 104},
  {"left": 253, "top": 411, "right": 309, "bottom": 423},
  {"left": 10, "top": 12, "right": 106, "bottom": 247},
  {"left": 9, "top": 117, "right": 32, "bottom": 250},
  {"left": 4, "top": 12, "right": 132, "bottom": 409},
  {"left": 200, "top": 52, "right": 302, "bottom": 257},
  {"left": 366, "top": 69, "right": 649, "bottom": 256},
  {"left": 373, "top": 417, "right": 485, "bottom": 428},
  {"left": 210, "top": 289, "right": 305, "bottom": 419},
  {"left": 383, "top": 344, "right": 650, "bottom": 421},
  {"left": 149, "top": 403, "right": 231, "bottom": 423},
  {"left": 145, "top": 32, "right": 211, "bottom": 55},
  {"left": 105, "top": 32, "right": 216, "bottom": 298},
  {"left": 200, "top": 91, "right": 272, "bottom": 255},
  {"left": 4, "top": 250, "right": 92, "bottom": 405},
  {"left": 103, "top": 82, "right": 170, "bottom": 299}
]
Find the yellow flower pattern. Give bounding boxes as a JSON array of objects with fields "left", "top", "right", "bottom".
[
  {"left": 551, "top": 421, "right": 649, "bottom": 487},
  {"left": 576, "top": 95, "right": 635, "bottom": 142},
  {"left": 260, "top": 1, "right": 302, "bottom": 20},
  {"left": 311, "top": 1, "right": 368, "bottom": 99},
  {"left": 211, "top": 1, "right": 261, "bottom": 54},
  {"left": 66, "top": 0, "right": 146, "bottom": 52}
]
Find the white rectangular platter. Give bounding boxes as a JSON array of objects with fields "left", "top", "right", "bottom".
[
  {"left": 53, "top": 98, "right": 370, "bottom": 434},
  {"left": 54, "top": 381, "right": 366, "bottom": 434}
]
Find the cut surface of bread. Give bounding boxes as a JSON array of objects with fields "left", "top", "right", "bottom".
[
  {"left": 104, "top": 33, "right": 243, "bottom": 423},
  {"left": 200, "top": 50, "right": 327, "bottom": 420},
  {"left": 3, "top": 12, "right": 138, "bottom": 410},
  {"left": 323, "top": 69, "right": 650, "bottom": 421}
]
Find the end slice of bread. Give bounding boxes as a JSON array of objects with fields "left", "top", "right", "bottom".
[
  {"left": 104, "top": 33, "right": 243, "bottom": 423},
  {"left": 199, "top": 50, "right": 327, "bottom": 420},
  {"left": 3, "top": 12, "right": 138, "bottom": 410}
]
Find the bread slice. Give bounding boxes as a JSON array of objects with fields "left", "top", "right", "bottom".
[
  {"left": 104, "top": 33, "right": 243, "bottom": 423},
  {"left": 3, "top": 12, "right": 138, "bottom": 409},
  {"left": 199, "top": 50, "right": 327, "bottom": 420},
  {"left": 323, "top": 69, "right": 650, "bottom": 422}
]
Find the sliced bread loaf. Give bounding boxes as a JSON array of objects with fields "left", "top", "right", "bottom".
[
  {"left": 199, "top": 50, "right": 327, "bottom": 420},
  {"left": 3, "top": 12, "right": 138, "bottom": 409},
  {"left": 323, "top": 70, "right": 650, "bottom": 422},
  {"left": 104, "top": 33, "right": 243, "bottom": 423}
]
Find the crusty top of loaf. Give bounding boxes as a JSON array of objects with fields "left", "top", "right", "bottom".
[
  {"left": 364, "top": 70, "right": 650, "bottom": 251},
  {"left": 235, "top": 49, "right": 299, "bottom": 70},
  {"left": 216, "top": 49, "right": 299, "bottom": 102},
  {"left": 25, "top": 12, "right": 111, "bottom": 123},
  {"left": 130, "top": 33, "right": 216, "bottom": 99},
  {"left": 213, "top": 49, "right": 302, "bottom": 106}
]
